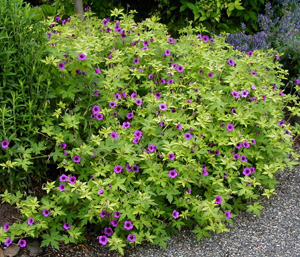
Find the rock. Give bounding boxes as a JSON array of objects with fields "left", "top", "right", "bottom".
[
  {"left": 0, "top": 248, "right": 4, "bottom": 257},
  {"left": 27, "top": 240, "right": 42, "bottom": 257},
  {"left": 3, "top": 244, "right": 20, "bottom": 257}
]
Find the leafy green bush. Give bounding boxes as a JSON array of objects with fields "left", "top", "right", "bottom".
[
  {"left": 1, "top": 8, "right": 299, "bottom": 255},
  {"left": 0, "top": 0, "right": 56, "bottom": 191}
]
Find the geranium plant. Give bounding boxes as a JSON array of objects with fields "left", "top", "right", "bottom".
[{"left": 1, "top": 8, "right": 299, "bottom": 255}]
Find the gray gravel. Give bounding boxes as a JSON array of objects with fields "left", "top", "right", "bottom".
[{"left": 41, "top": 151, "right": 300, "bottom": 257}]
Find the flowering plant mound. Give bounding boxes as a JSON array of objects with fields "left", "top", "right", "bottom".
[{"left": 1, "top": 9, "right": 299, "bottom": 255}]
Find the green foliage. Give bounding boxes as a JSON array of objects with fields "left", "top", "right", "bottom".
[
  {"left": 1, "top": 7, "right": 299, "bottom": 255},
  {"left": 0, "top": 0, "right": 55, "bottom": 191}
]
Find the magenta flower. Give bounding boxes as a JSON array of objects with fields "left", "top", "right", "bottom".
[
  {"left": 135, "top": 98, "right": 143, "bottom": 105},
  {"left": 73, "top": 155, "right": 81, "bottom": 163},
  {"left": 241, "top": 90, "right": 249, "bottom": 97},
  {"left": 278, "top": 120, "right": 285, "bottom": 126},
  {"left": 104, "top": 227, "right": 114, "bottom": 237},
  {"left": 4, "top": 238, "right": 12, "bottom": 247},
  {"left": 215, "top": 196, "right": 222, "bottom": 204},
  {"left": 18, "top": 239, "right": 27, "bottom": 248},
  {"left": 133, "top": 58, "right": 140, "bottom": 64},
  {"left": 164, "top": 49, "right": 171, "bottom": 56},
  {"left": 1, "top": 140, "right": 9, "bottom": 148},
  {"left": 59, "top": 174, "right": 68, "bottom": 182},
  {"left": 63, "top": 222, "right": 71, "bottom": 230},
  {"left": 133, "top": 130, "right": 142, "bottom": 138},
  {"left": 240, "top": 155, "right": 248, "bottom": 162},
  {"left": 114, "top": 165, "right": 123, "bottom": 174},
  {"left": 208, "top": 72, "right": 214, "bottom": 77},
  {"left": 225, "top": 211, "right": 232, "bottom": 220},
  {"left": 155, "top": 92, "right": 161, "bottom": 99},
  {"left": 99, "top": 210, "right": 107, "bottom": 218},
  {"left": 177, "top": 124, "right": 182, "bottom": 130},
  {"left": 132, "top": 165, "right": 139, "bottom": 172},
  {"left": 78, "top": 53, "right": 87, "bottom": 60},
  {"left": 92, "top": 105, "right": 100, "bottom": 114},
  {"left": 69, "top": 176, "right": 77, "bottom": 184},
  {"left": 148, "top": 144, "right": 157, "bottom": 152},
  {"left": 251, "top": 139, "right": 256, "bottom": 145},
  {"left": 233, "top": 154, "right": 240, "bottom": 159},
  {"left": 169, "top": 153, "right": 175, "bottom": 160},
  {"left": 226, "top": 124, "right": 234, "bottom": 131},
  {"left": 169, "top": 169, "right": 178, "bottom": 178},
  {"left": 98, "top": 189, "right": 104, "bottom": 195},
  {"left": 251, "top": 70, "right": 257, "bottom": 76},
  {"left": 131, "top": 92, "right": 137, "bottom": 98},
  {"left": 58, "top": 62, "right": 65, "bottom": 69},
  {"left": 96, "top": 113, "right": 104, "bottom": 120},
  {"left": 159, "top": 103, "right": 167, "bottom": 110},
  {"left": 248, "top": 51, "right": 253, "bottom": 56},
  {"left": 235, "top": 142, "right": 242, "bottom": 149},
  {"left": 184, "top": 133, "right": 192, "bottom": 140},
  {"left": 110, "top": 131, "right": 119, "bottom": 139},
  {"left": 99, "top": 235, "right": 108, "bottom": 245},
  {"left": 202, "top": 35, "right": 209, "bottom": 42},
  {"left": 42, "top": 209, "right": 50, "bottom": 217},
  {"left": 161, "top": 78, "right": 166, "bottom": 84},
  {"left": 124, "top": 221, "right": 134, "bottom": 230},
  {"left": 95, "top": 68, "right": 101, "bottom": 74},
  {"left": 127, "top": 234, "right": 136, "bottom": 242},
  {"left": 228, "top": 59, "right": 235, "bottom": 66},
  {"left": 111, "top": 219, "right": 118, "bottom": 227},
  {"left": 231, "top": 91, "right": 240, "bottom": 98},
  {"left": 172, "top": 210, "right": 179, "bottom": 219},
  {"left": 122, "top": 122, "right": 130, "bottom": 129},
  {"left": 126, "top": 112, "right": 133, "bottom": 119},
  {"left": 132, "top": 137, "right": 140, "bottom": 144},
  {"left": 60, "top": 142, "right": 67, "bottom": 149},
  {"left": 243, "top": 168, "right": 252, "bottom": 176},
  {"left": 202, "top": 167, "right": 208, "bottom": 176},
  {"left": 114, "top": 211, "right": 121, "bottom": 218},
  {"left": 3, "top": 223, "right": 9, "bottom": 232},
  {"left": 243, "top": 141, "right": 250, "bottom": 148},
  {"left": 109, "top": 101, "right": 117, "bottom": 108},
  {"left": 177, "top": 65, "right": 184, "bottom": 72},
  {"left": 59, "top": 184, "right": 65, "bottom": 191}
]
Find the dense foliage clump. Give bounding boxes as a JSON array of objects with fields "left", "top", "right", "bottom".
[{"left": 0, "top": 5, "right": 299, "bottom": 256}]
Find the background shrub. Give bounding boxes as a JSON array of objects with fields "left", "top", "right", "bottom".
[{"left": 1, "top": 8, "right": 299, "bottom": 255}]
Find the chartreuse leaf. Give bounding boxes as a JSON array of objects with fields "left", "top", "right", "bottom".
[
  {"left": 246, "top": 201, "right": 264, "bottom": 216},
  {"left": 41, "top": 230, "right": 61, "bottom": 249}
]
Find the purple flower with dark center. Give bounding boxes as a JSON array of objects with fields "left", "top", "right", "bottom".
[
  {"left": 160, "top": 78, "right": 166, "bottom": 84},
  {"left": 172, "top": 63, "right": 177, "bottom": 68},
  {"left": 159, "top": 103, "right": 167, "bottom": 111},
  {"left": 132, "top": 165, "right": 139, "bottom": 172},
  {"left": 42, "top": 209, "right": 50, "bottom": 217},
  {"left": 169, "top": 169, "right": 178, "bottom": 178},
  {"left": 167, "top": 79, "right": 174, "bottom": 84},
  {"left": 126, "top": 112, "right": 133, "bottom": 119},
  {"left": 164, "top": 49, "right": 171, "bottom": 56},
  {"left": 99, "top": 210, "right": 107, "bottom": 218},
  {"left": 115, "top": 93, "right": 121, "bottom": 100},
  {"left": 233, "top": 154, "right": 240, "bottom": 159},
  {"left": 184, "top": 133, "right": 192, "bottom": 140},
  {"left": 240, "top": 155, "right": 248, "bottom": 162},
  {"left": 215, "top": 150, "right": 220, "bottom": 156},
  {"left": 18, "top": 239, "right": 27, "bottom": 248},
  {"left": 78, "top": 53, "right": 87, "bottom": 60},
  {"left": 154, "top": 92, "right": 161, "bottom": 99},
  {"left": 168, "top": 37, "right": 175, "bottom": 44},
  {"left": 114, "top": 211, "right": 121, "bottom": 218},
  {"left": 132, "top": 137, "right": 140, "bottom": 144},
  {"left": 177, "top": 65, "right": 184, "bottom": 73},
  {"left": 295, "top": 79, "right": 299, "bottom": 85},
  {"left": 60, "top": 142, "right": 67, "bottom": 149},
  {"left": 63, "top": 222, "right": 70, "bottom": 230},
  {"left": 58, "top": 62, "right": 65, "bottom": 69},
  {"left": 127, "top": 234, "right": 136, "bottom": 242},
  {"left": 109, "top": 101, "right": 117, "bottom": 108},
  {"left": 251, "top": 167, "right": 256, "bottom": 173},
  {"left": 96, "top": 113, "right": 104, "bottom": 120},
  {"left": 133, "top": 58, "right": 140, "bottom": 64},
  {"left": 92, "top": 105, "right": 100, "bottom": 114},
  {"left": 99, "top": 236, "right": 108, "bottom": 245},
  {"left": 172, "top": 210, "right": 179, "bottom": 219},
  {"left": 243, "top": 168, "right": 252, "bottom": 176},
  {"left": 278, "top": 120, "right": 284, "bottom": 126},
  {"left": 148, "top": 144, "right": 157, "bottom": 152},
  {"left": 3, "top": 223, "right": 9, "bottom": 232},
  {"left": 160, "top": 122, "right": 165, "bottom": 127},
  {"left": 135, "top": 98, "right": 143, "bottom": 105},
  {"left": 126, "top": 164, "right": 132, "bottom": 171},
  {"left": 228, "top": 59, "right": 235, "bottom": 66},
  {"left": 279, "top": 92, "right": 284, "bottom": 96},
  {"left": 231, "top": 91, "right": 240, "bottom": 98},
  {"left": 148, "top": 74, "right": 153, "bottom": 79},
  {"left": 215, "top": 196, "right": 222, "bottom": 204},
  {"left": 227, "top": 124, "right": 234, "bottom": 131},
  {"left": 177, "top": 124, "right": 182, "bottom": 130},
  {"left": 111, "top": 219, "right": 118, "bottom": 227},
  {"left": 231, "top": 108, "right": 235, "bottom": 114},
  {"left": 251, "top": 139, "right": 256, "bottom": 145},
  {"left": 202, "top": 167, "right": 208, "bottom": 176},
  {"left": 243, "top": 141, "right": 250, "bottom": 148},
  {"left": 251, "top": 70, "right": 257, "bottom": 76},
  {"left": 124, "top": 221, "right": 134, "bottom": 230},
  {"left": 73, "top": 155, "right": 81, "bottom": 163},
  {"left": 59, "top": 174, "right": 68, "bottom": 182},
  {"left": 251, "top": 85, "right": 256, "bottom": 90},
  {"left": 110, "top": 132, "right": 119, "bottom": 139},
  {"left": 64, "top": 151, "right": 68, "bottom": 156},
  {"left": 122, "top": 122, "right": 130, "bottom": 129},
  {"left": 241, "top": 90, "right": 249, "bottom": 97},
  {"left": 59, "top": 184, "right": 65, "bottom": 191},
  {"left": 225, "top": 211, "right": 232, "bottom": 220},
  {"left": 104, "top": 227, "right": 114, "bottom": 237},
  {"left": 208, "top": 72, "right": 214, "bottom": 77},
  {"left": 4, "top": 238, "right": 12, "bottom": 247},
  {"left": 1, "top": 140, "right": 9, "bottom": 148},
  {"left": 133, "top": 130, "right": 142, "bottom": 138},
  {"left": 187, "top": 189, "right": 192, "bottom": 194},
  {"left": 95, "top": 68, "right": 101, "bottom": 74},
  {"left": 114, "top": 165, "right": 123, "bottom": 174},
  {"left": 98, "top": 189, "right": 104, "bottom": 195},
  {"left": 202, "top": 35, "right": 209, "bottom": 42},
  {"left": 143, "top": 40, "right": 149, "bottom": 46},
  {"left": 169, "top": 154, "right": 175, "bottom": 160},
  {"left": 248, "top": 51, "right": 253, "bottom": 56}
]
